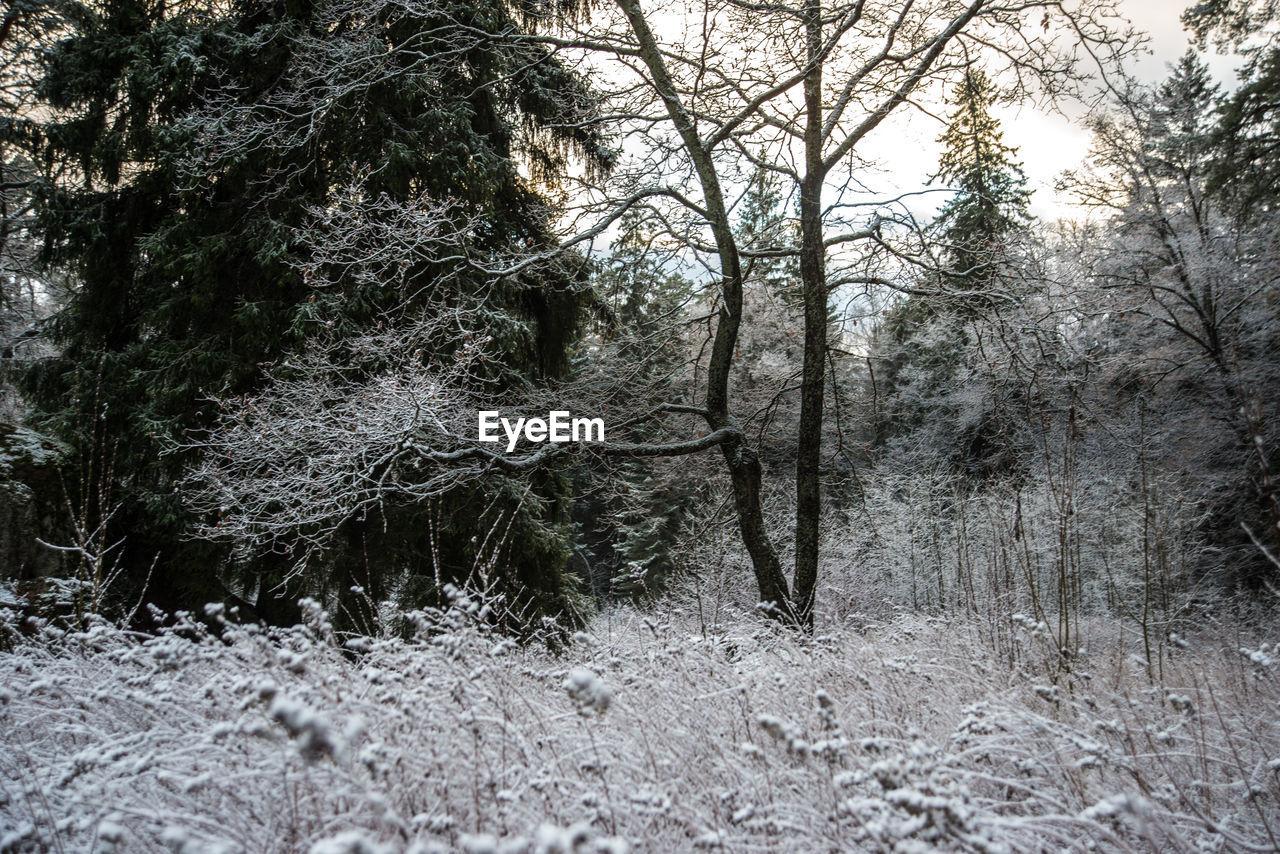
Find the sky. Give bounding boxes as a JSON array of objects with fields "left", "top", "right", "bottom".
[
  {"left": 567, "top": 1, "right": 1247, "bottom": 251},
  {"left": 861, "top": 0, "right": 1246, "bottom": 221}
]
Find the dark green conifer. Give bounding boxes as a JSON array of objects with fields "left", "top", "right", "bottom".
[
  {"left": 933, "top": 67, "right": 1031, "bottom": 301},
  {"left": 872, "top": 67, "right": 1031, "bottom": 480},
  {"left": 572, "top": 210, "right": 696, "bottom": 601},
  {"left": 22, "top": 0, "right": 608, "bottom": 627}
]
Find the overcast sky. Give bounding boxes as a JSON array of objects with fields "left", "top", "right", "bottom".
[{"left": 861, "top": 0, "right": 1246, "bottom": 221}]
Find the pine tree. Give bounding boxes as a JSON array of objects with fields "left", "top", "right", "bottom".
[
  {"left": 571, "top": 210, "right": 698, "bottom": 601},
  {"left": 1, "top": 0, "right": 61, "bottom": 398},
  {"left": 1209, "top": 48, "right": 1280, "bottom": 214},
  {"left": 1180, "top": 1, "right": 1280, "bottom": 215},
  {"left": 933, "top": 67, "right": 1031, "bottom": 301},
  {"left": 22, "top": 0, "right": 608, "bottom": 627},
  {"left": 871, "top": 67, "right": 1032, "bottom": 480},
  {"left": 736, "top": 168, "right": 799, "bottom": 300}
]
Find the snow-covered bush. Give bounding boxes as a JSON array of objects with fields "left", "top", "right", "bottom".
[{"left": 2, "top": 598, "right": 1278, "bottom": 852}]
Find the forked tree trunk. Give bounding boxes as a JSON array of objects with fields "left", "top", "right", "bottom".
[
  {"left": 611, "top": 0, "right": 993, "bottom": 625},
  {"left": 615, "top": 0, "right": 795, "bottom": 621}
]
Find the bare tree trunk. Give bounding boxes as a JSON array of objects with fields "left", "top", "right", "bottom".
[
  {"left": 720, "top": 437, "right": 793, "bottom": 616},
  {"left": 184, "top": 0, "right": 1131, "bottom": 627},
  {"left": 792, "top": 0, "right": 826, "bottom": 627},
  {"left": 615, "top": 0, "right": 794, "bottom": 619}
]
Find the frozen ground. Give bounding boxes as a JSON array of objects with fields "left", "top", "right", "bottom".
[{"left": 2, "top": 595, "right": 1278, "bottom": 853}]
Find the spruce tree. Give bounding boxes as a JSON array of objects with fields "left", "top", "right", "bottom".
[
  {"left": 736, "top": 168, "right": 799, "bottom": 300},
  {"left": 23, "top": 0, "right": 608, "bottom": 627},
  {"left": 932, "top": 67, "right": 1031, "bottom": 300},
  {"left": 1209, "top": 48, "right": 1280, "bottom": 214},
  {"left": 872, "top": 67, "right": 1031, "bottom": 480},
  {"left": 571, "top": 211, "right": 697, "bottom": 601}
]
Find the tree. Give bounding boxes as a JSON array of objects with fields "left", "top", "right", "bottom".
[
  {"left": 933, "top": 66, "right": 1032, "bottom": 300},
  {"left": 167, "top": 0, "right": 1131, "bottom": 630},
  {"left": 1183, "top": 0, "right": 1280, "bottom": 214},
  {"left": 542, "top": 0, "right": 1129, "bottom": 626},
  {"left": 1183, "top": 0, "right": 1280, "bottom": 56},
  {"left": 22, "top": 0, "right": 609, "bottom": 626},
  {"left": 1074, "top": 52, "right": 1280, "bottom": 584},
  {"left": 1, "top": 0, "right": 64, "bottom": 415},
  {"left": 1209, "top": 48, "right": 1280, "bottom": 213},
  {"left": 870, "top": 64, "right": 1032, "bottom": 477},
  {"left": 572, "top": 210, "right": 701, "bottom": 601},
  {"left": 0, "top": 1, "right": 81, "bottom": 598}
]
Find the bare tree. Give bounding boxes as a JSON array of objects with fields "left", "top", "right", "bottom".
[
  {"left": 534, "top": 0, "right": 1133, "bottom": 623},
  {"left": 182, "top": 0, "right": 1135, "bottom": 625}
]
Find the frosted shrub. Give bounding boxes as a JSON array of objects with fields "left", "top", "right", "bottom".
[
  {"left": 2, "top": 602, "right": 1278, "bottom": 852},
  {"left": 564, "top": 668, "right": 611, "bottom": 716}
]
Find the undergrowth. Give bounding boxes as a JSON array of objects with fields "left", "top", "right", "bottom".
[{"left": 1, "top": 593, "right": 1278, "bottom": 853}]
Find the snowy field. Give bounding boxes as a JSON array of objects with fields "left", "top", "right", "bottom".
[{"left": 2, "top": 596, "right": 1278, "bottom": 854}]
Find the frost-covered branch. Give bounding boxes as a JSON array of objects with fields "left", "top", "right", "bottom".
[
  {"left": 179, "top": 311, "right": 495, "bottom": 558},
  {"left": 180, "top": 305, "right": 741, "bottom": 566}
]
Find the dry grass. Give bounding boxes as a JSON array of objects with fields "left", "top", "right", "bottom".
[{"left": 1, "top": 594, "right": 1278, "bottom": 853}]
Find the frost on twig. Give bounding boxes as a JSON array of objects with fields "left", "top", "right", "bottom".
[{"left": 180, "top": 304, "right": 500, "bottom": 561}]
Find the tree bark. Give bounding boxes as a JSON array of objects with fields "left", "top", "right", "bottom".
[
  {"left": 614, "top": 0, "right": 794, "bottom": 620},
  {"left": 793, "top": 0, "right": 827, "bottom": 627}
]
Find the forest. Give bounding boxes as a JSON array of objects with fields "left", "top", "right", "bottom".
[{"left": 2, "top": 0, "right": 1279, "bottom": 851}]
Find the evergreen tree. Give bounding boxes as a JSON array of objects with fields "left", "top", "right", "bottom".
[
  {"left": 736, "top": 168, "right": 799, "bottom": 301},
  {"left": 22, "top": 0, "right": 608, "bottom": 627},
  {"left": 1, "top": 0, "right": 61, "bottom": 399},
  {"left": 1182, "top": 1, "right": 1280, "bottom": 216},
  {"left": 1153, "top": 52, "right": 1222, "bottom": 169},
  {"left": 932, "top": 67, "right": 1031, "bottom": 300},
  {"left": 871, "top": 67, "right": 1032, "bottom": 481},
  {"left": 1209, "top": 48, "right": 1280, "bottom": 214},
  {"left": 571, "top": 211, "right": 697, "bottom": 601}
]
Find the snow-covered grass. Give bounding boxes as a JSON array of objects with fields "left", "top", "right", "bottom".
[{"left": 2, "top": 595, "right": 1278, "bottom": 853}]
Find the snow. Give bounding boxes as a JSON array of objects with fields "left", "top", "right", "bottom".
[
  {"left": 310, "top": 831, "right": 397, "bottom": 854},
  {"left": 563, "top": 667, "right": 611, "bottom": 715},
  {"left": 1, "top": 602, "right": 1278, "bottom": 852}
]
